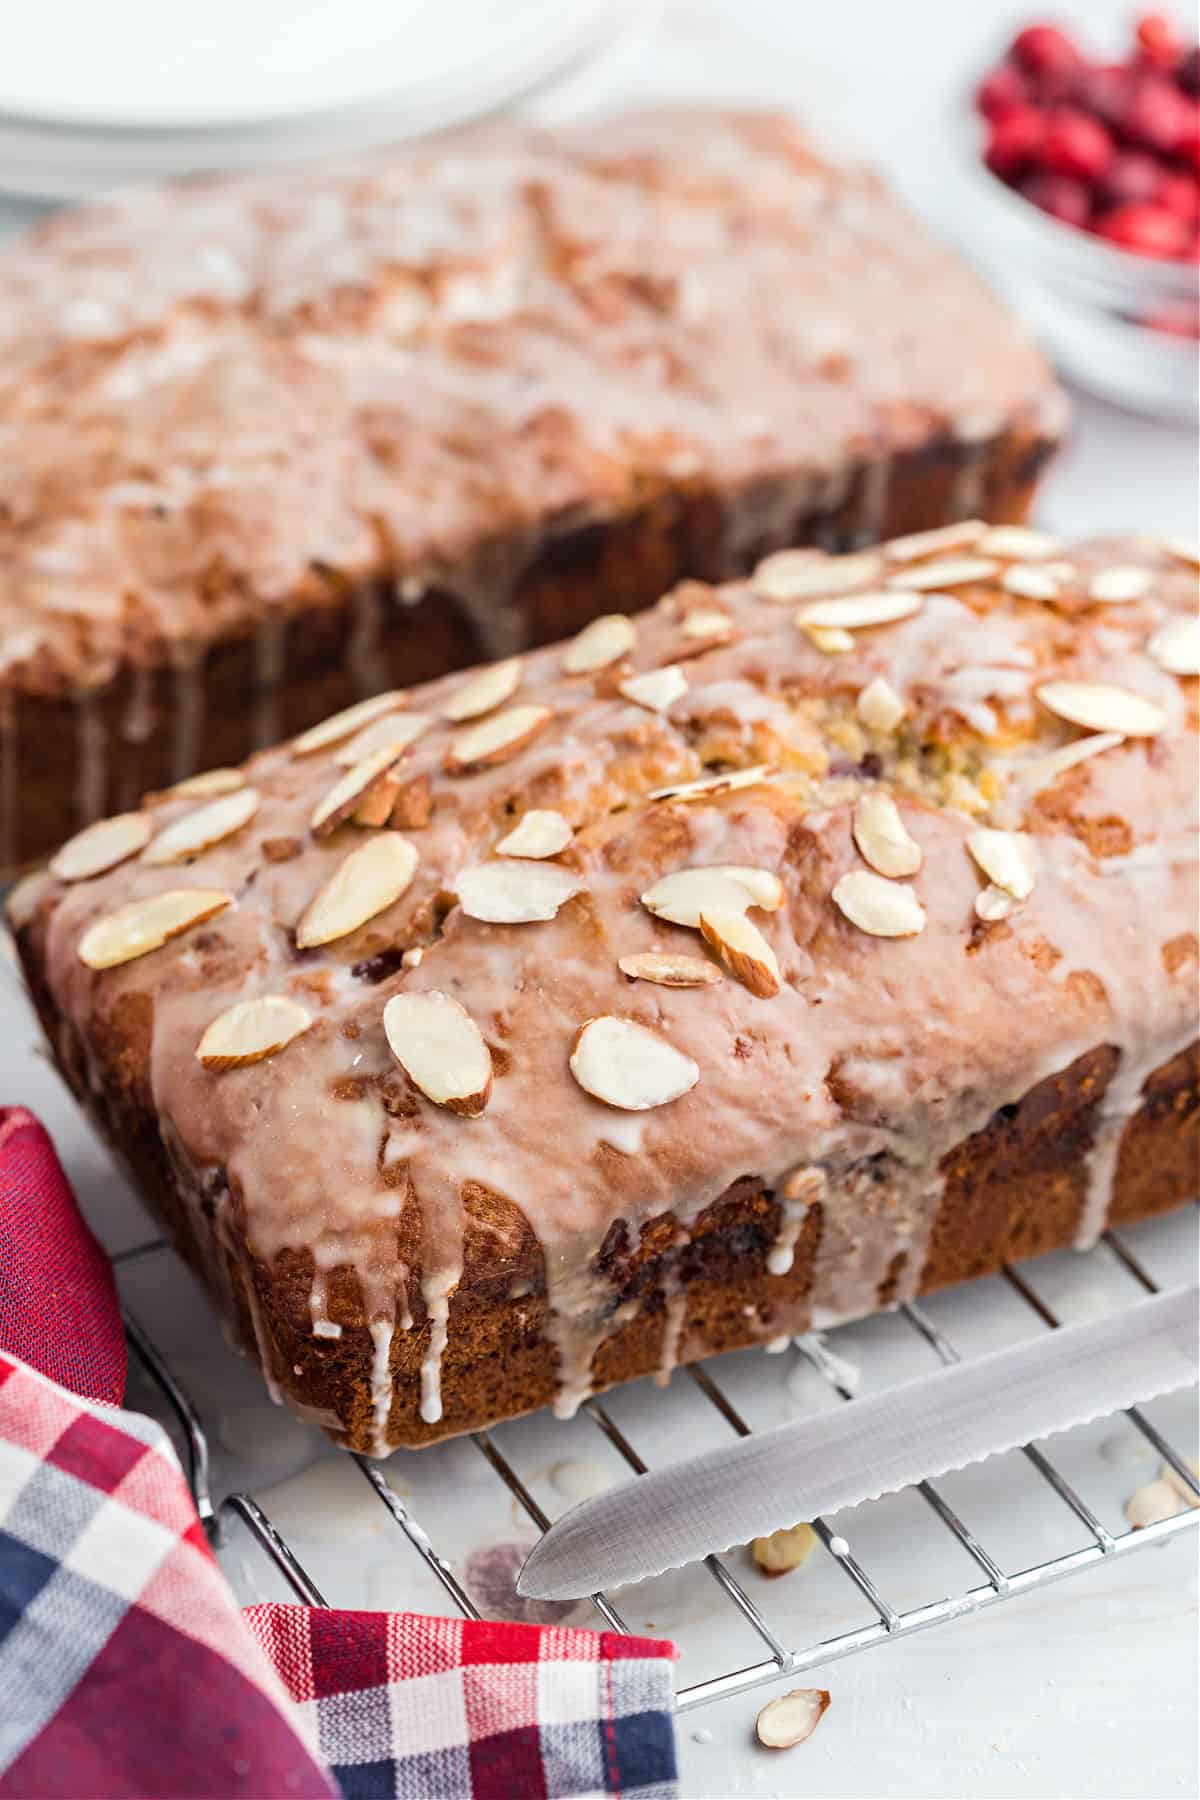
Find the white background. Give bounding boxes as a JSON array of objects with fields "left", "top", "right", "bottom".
[{"left": 1, "top": 3, "right": 1197, "bottom": 1797}]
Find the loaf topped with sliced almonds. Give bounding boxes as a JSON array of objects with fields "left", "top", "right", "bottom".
[{"left": 11, "top": 524, "right": 1198, "bottom": 1451}]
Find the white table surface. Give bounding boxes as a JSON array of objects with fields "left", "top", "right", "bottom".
[{"left": 2, "top": 3, "right": 1197, "bottom": 1796}]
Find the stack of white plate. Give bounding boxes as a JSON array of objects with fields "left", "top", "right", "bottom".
[{"left": 0, "top": 0, "right": 643, "bottom": 198}]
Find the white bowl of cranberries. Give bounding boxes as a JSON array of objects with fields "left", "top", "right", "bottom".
[{"left": 965, "top": 12, "right": 1198, "bottom": 415}]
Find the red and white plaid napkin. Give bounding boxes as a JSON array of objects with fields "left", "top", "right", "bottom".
[{"left": 0, "top": 1107, "right": 679, "bottom": 1799}]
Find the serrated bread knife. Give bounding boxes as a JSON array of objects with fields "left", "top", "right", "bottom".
[{"left": 518, "top": 1285, "right": 1198, "bottom": 1600}]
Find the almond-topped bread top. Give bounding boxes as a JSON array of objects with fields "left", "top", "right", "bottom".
[
  {"left": 0, "top": 109, "right": 1065, "bottom": 697},
  {"left": 12, "top": 528, "right": 1197, "bottom": 1437}
]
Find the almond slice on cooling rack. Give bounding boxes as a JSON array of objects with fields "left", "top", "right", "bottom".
[
  {"left": 454, "top": 861, "right": 582, "bottom": 923},
  {"left": 494, "top": 810, "right": 573, "bottom": 859},
  {"left": 383, "top": 990, "right": 493, "bottom": 1116},
  {"left": 297, "top": 834, "right": 418, "bottom": 947},
  {"left": 196, "top": 995, "right": 312, "bottom": 1070},
  {"left": 292, "top": 691, "right": 407, "bottom": 757},
  {"left": 569, "top": 1015, "right": 699, "bottom": 1110},
  {"left": 563, "top": 614, "right": 637, "bottom": 674},
  {"left": 698, "top": 907, "right": 780, "bottom": 996},
  {"left": 440, "top": 657, "right": 522, "bottom": 722},
  {"left": 142, "top": 788, "right": 260, "bottom": 864},
  {"left": 51, "top": 812, "right": 152, "bottom": 882},
  {"left": 78, "top": 888, "right": 233, "bottom": 968},
  {"left": 1035, "top": 680, "right": 1167, "bottom": 736},
  {"left": 617, "top": 951, "right": 722, "bottom": 987},
  {"left": 445, "top": 704, "right": 552, "bottom": 773}
]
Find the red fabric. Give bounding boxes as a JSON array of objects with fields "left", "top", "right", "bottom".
[{"left": 0, "top": 1107, "right": 125, "bottom": 1403}]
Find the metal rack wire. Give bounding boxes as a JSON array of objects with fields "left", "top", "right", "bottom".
[{"left": 119, "top": 1225, "right": 1199, "bottom": 1712}]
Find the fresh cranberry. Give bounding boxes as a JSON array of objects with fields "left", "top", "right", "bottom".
[
  {"left": 1135, "top": 12, "right": 1183, "bottom": 70},
  {"left": 1120, "top": 77, "right": 1192, "bottom": 154},
  {"left": 1040, "top": 108, "right": 1114, "bottom": 179},
  {"left": 1178, "top": 48, "right": 1200, "bottom": 97},
  {"left": 1011, "top": 23, "right": 1083, "bottom": 80},
  {"left": 1073, "top": 62, "right": 1133, "bottom": 126},
  {"left": 1099, "top": 149, "right": 1164, "bottom": 206},
  {"left": 1096, "top": 200, "right": 1190, "bottom": 256},
  {"left": 985, "top": 107, "right": 1047, "bottom": 178},
  {"left": 1159, "top": 170, "right": 1200, "bottom": 221},
  {"left": 976, "top": 62, "right": 1029, "bottom": 121},
  {"left": 1020, "top": 170, "right": 1092, "bottom": 227}
]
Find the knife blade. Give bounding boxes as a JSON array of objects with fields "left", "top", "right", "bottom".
[{"left": 518, "top": 1285, "right": 1198, "bottom": 1600}]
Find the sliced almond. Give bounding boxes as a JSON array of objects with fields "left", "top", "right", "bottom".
[
  {"left": 618, "top": 665, "right": 688, "bottom": 713},
  {"left": 618, "top": 951, "right": 722, "bottom": 987},
  {"left": 1147, "top": 616, "right": 1200, "bottom": 676},
  {"left": 383, "top": 990, "right": 493, "bottom": 1116},
  {"left": 1125, "top": 1475, "right": 1188, "bottom": 1528},
  {"left": 975, "top": 884, "right": 1014, "bottom": 922},
  {"left": 966, "top": 828, "right": 1037, "bottom": 900},
  {"left": 885, "top": 520, "right": 986, "bottom": 563},
  {"left": 1162, "top": 537, "right": 1200, "bottom": 568},
  {"left": 752, "top": 1521, "right": 817, "bottom": 1577},
  {"left": 196, "top": 995, "right": 312, "bottom": 1071},
  {"left": 978, "top": 525, "right": 1061, "bottom": 560},
  {"left": 389, "top": 773, "right": 434, "bottom": 830},
  {"left": 455, "top": 861, "right": 582, "bottom": 924},
  {"left": 51, "top": 811, "right": 152, "bottom": 882},
  {"left": 852, "top": 791, "right": 922, "bottom": 878},
  {"left": 4, "top": 869, "right": 50, "bottom": 931},
  {"left": 568, "top": 1015, "right": 699, "bottom": 1111},
  {"left": 1089, "top": 565, "right": 1151, "bottom": 603},
  {"left": 563, "top": 613, "right": 637, "bottom": 674},
  {"left": 334, "top": 710, "right": 432, "bottom": 768},
  {"left": 754, "top": 550, "right": 881, "bottom": 602},
  {"left": 78, "top": 887, "right": 232, "bottom": 969},
  {"left": 832, "top": 870, "right": 925, "bottom": 938},
  {"left": 142, "top": 788, "right": 260, "bottom": 864},
  {"left": 755, "top": 1687, "right": 831, "bottom": 1750},
  {"left": 794, "top": 590, "right": 922, "bottom": 630},
  {"left": 641, "top": 867, "right": 766, "bottom": 928},
  {"left": 445, "top": 704, "right": 552, "bottom": 774},
  {"left": 648, "top": 764, "right": 772, "bottom": 803},
  {"left": 856, "top": 676, "right": 906, "bottom": 733},
  {"left": 887, "top": 555, "right": 999, "bottom": 591},
  {"left": 292, "top": 691, "right": 406, "bottom": 757},
  {"left": 401, "top": 946, "right": 424, "bottom": 970},
  {"left": 680, "top": 607, "right": 735, "bottom": 643},
  {"left": 495, "top": 810, "right": 573, "bottom": 859},
  {"left": 699, "top": 907, "right": 780, "bottom": 997},
  {"left": 311, "top": 746, "right": 404, "bottom": 837},
  {"left": 1002, "top": 564, "right": 1059, "bottom": 601},
  {"left": 803, "top": 624, "right": 855, "bottom": 653},
  {"left": 168, "top": 767, "right": 245, "bottom": 799},
  {"left": 296, "top": 834, "right": 419, "bottom": 948},
  {"left": 1160, "top": 1458, "right": 1200, "bottom": 1506},
  {"left": 441, "top": 657, "right": 521, "bottom": 722},
  {"left": 1035, "top": 680, "right": 1167, "bottom": 737},
  {"left": 353, "top": 766, "right": 409, "bottom": 828},
  {"left": 707, "top": 865, "right": 784, "bottom": 910}
]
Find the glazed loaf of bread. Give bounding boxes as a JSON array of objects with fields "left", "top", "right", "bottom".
[
  {"left": 12, "top": 524, "right": 1197, "bottom": 1453},
  {"left": 0, "top": 109, "right": 1066, "bottom": 877}
]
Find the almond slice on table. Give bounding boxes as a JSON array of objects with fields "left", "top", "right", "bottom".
[
  {"left": 794, "top": 590, "right": 922, "bottom": 631},
  {"left": 648, "top": 764, "right": 772, "bottom": 803},
  {"left": 966, "top": 828, "right": 1037, "bottom": 900},
  {"left": 699, "top": 907, "right": 780, "bottom": 996},
  {"left": 755, "top": 1687, "right": 831, "bottom": 1749},
  {"left": 51, "top": 811, "right": 152, "bottom": 882},
  {"left": 334, "top": 710, "right": 433, "bottom": 767},
  {"left": 383, "top": 990, "right": 493, "bottom": 1116},
  {"left": 1147, "top": 616, "right": 1200, "bottom": 676},
  {"left": 754, "top": 549, "right": 881, "bottom": 602},
  {"left": 852, "top": 791, "right": 922, "bottom": 878},
  {"left": 569, "top": 1015, "right": 699, "bottom": 1111},
  {"left": 296, "top": 833, "right": 419, "bottom": 947},
  {"left": 1035, "top": 680, "right": 1167, "bottom": 737},
  {"left": 1002, "top": 564, "right": 1059, "bottom": 601},
  {"left": 440, "top": 657, "right": 522, "bottom": 722},
  {"left": 752, "top": 1521, "right": 817, "bottom": 1577},
  {"left": 680, "top": 607, "right": 735, "bottom": 643},
  {"left": 142, "top": 788, "right": 260, "bottom": 864},
  {"left": 975, "top": 884, "right": 1015, "bottom": 923},
  {"left": 196, "top": 995, "right": 312, "bottom": 1070},
  {"left": 1162, "top": 537, "right": 1200, "bottom": 568},
  {"left": 563, "top": 613, "right": 637, "bottom": 674},
  {"left": 832, "top": 870, "right": 926, "bottom": 938},
  {"left": 886, "top": 555, "right": 999, "bottom": 591},
  {"left": 292, "top": 691, "right": 407, "bottom": 757},
  {"left": 78, "top": 888, "right": 232, "bottom": 969},
  {"left": 1088, "top": 565, "right": 1152, "bottom": 603},
  {"left": 884, "top": 520, "right": 986, "bottom": 563},
  {"left": 495, "top": 810, "right": 573, "bottom": 859},
  {"left": 618, "top": 665, "right": 688, "bottom": 713},
  {"left": 454, "top": 861, "right": 582, "bottom": 923},
  {"left": 641, "top": 867, "right": 773, "bottom": 929},
  {"left": 617, "top": 951, "right": 722, "bottom": 987},
  {"left": 167, "top": 767, "right": 245, "bottom": 799},
  {"left": 311, "top": 746, "right": 405, "bottom": 836},
  {"left": 445, "top": 704, "right": 552, "bottom": 774},
  {"left": 855, "top": 676, "right": 906, "bottom": 733},
  {"left": 978, "top": 525, "right": 1061, "bottom": 560}
]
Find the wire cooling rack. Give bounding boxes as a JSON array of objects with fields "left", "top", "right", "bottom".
[{"left": 117, "top": 1217, "right": 1199, "bottom": 1712}]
